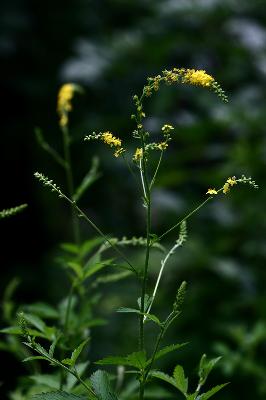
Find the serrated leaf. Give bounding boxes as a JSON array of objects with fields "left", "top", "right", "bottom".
[
  {"left": 199, "top": 383, "right": 229, "bottom": 400},
  {"left": 149, "top": 370, "right": 177, "bottom": 388},
  {"left": 71, "top": 338, "right": 90, "bottom": 366},
  {"left": 96, "top": 351, "right": 146, "bottom": 370},
  {"left": 32, "top": 391, "right": 87, "bottom": 400},
  {"left": 90, "top": 370, "right": 118, "bottom": 400},
  {"left": 146, "top": 343, "right": 187, "bottom": 366},
  {"left": 199, "top": 355, "right": 222, "bottom": 385},
  {"left": 23, "top": 313, "right": 46, "bottom": 333},
  {"left": 173, "top": 365, "right": 188, "bottom": 394}
]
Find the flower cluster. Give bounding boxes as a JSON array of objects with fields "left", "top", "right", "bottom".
[
  {"left": 223, "top": 176, "right": 237, "bottom": 194},
  {"left": 84, "top": 132, "right": 125, "bottom": 158},
  {"left": 143, "top": 68, "right": 228, "bottom": 102},
  {"left": 206, "top": 176, "right": 258, "bottom": 197},
  {"left": 133, "top": 148, "right": 143, "bottom": 161}
]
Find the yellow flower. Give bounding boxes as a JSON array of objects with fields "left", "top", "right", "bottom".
[
  {"left": 206, "top": 188, "right": 218, "bottom": 195},
  {"left": 184, "top": 69, "right": 214, "bottom": 87},
  {"left": 57, "top": 83, "right": 75, "bottom": 127},
  {"left": 162, "top": 124, "right": 174, "bottom": 133},
  {"left": 226, "top": 177, "right": 237, "bottom": 186},
  {"left": 157, "top": 142, "right": 168, "bottom": 151},
  {"left": 114, "top": 147, "right": 125, "bottom": 158},
  {"left": 223, "top": 182, "right": 230, "bottom": 194},
  {"left": 101, "top": 132, "right": 122, "bottom": 147},
  {"left": 133, "top": 148, "right": 143, "bottom": 161}
]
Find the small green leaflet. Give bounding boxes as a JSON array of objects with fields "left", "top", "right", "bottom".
[
  {"left": 173, "top": 365, "right": 188, "bottom": 395},
  {"left": 90, "top": 370, "right": 118, "bottom": 400},
  {"left": 32, "top": 392, "right": 87, "bottom": 400},
  {"left": 147, "top": 343, "right": 188, "bottom": 365},
  {"left": 199, "top": 383, "right": 229, "bottom": 400},
  {"left": 149, "top": 370, "right": 177, "bottom": 388},
  {"left": 62, "top": 338, "right": 89, "bottom": 367}
]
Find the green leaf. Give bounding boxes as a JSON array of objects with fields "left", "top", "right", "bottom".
[
  {"left": 173, "top": 365, "right": 188, "bottom": 395},
  {"left": 90, "top": 370, "right": 118, "bottom": 400},
  {"left": 32, "top": 392, "right": 87, "bottom": 400},
  {"left": 73, "top": 157, "right": 101, "bottom": 202},
  {"left": 147, "top": 343, "right": 187, "bottom": 366},
  {"left": 116, "top": 307, "right": 139, "bottom": 313},
  {"left": 149, "top": 370, "right": 177, "bottom": 388},
  {"left": 96, "top": 351, "right": 146, "bottom": 370},
  {"left": 23, "top": 303, "right": 59, "bottom": 319},
  {"left": 80, "top": 237, "right": 104, "bottom": 258},
  {"left": 66, "top": 262, "right": 83, "bottom": 279},
  {"left": 0, "top": 326, "right": 47, "bottom": 339},
  {"left": 30, "top": 374, "right": 59, "bottom": 389},
  {"left": 199, "top": 383, "right": 229, "bottom": 400},
  {"left": 23, "top": 313, "right": 46, "bottom": 333},
  {"left": 137, "top": 294, "right": 152, "bottom": 312},
  {"left": 83, "top": 259, "right": 114, "bottom": 280},
  {"left": 199, "top": 355, "right": 222, "bottom": 385},
  {"left": 23, "top": 356, "right": 48, "bottom": 362},
  {"left": 70, "top": 338, "right": 90, "bottom": 366},
  {"left": 60, "top": 243, "right": 79, "bottom": 255}
]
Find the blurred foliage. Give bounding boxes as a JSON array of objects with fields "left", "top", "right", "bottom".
[{"left": 1, "top": 0, "right": 266, "bottom": 398}]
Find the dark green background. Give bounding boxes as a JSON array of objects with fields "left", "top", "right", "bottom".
[{"left": 1, "top": 0, "right": 266, "bottom": 398}]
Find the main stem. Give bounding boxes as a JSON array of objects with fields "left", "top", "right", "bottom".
[{"left": 139, "top": 130, "right": 151, "bottom": 400}]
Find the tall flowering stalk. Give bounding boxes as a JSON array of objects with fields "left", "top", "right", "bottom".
[{"left": 30, "top": 67, "right": 258, "bottom": 400}]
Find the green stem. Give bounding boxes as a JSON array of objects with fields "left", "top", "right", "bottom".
[
  {"left": 144, "top": 327, "right": 164, "bottom": 381},
  {"left": 158, "top": 196, "right": 212, "bottom": 241},
  {"left": 149, "top": 151, "right": 163, "bottom": 190},
  {"left": 62, "top": 125, "right": 80, "bottom": 245},
  {"left": 139, "top": 130, "right": 151, "bottom": 354}
]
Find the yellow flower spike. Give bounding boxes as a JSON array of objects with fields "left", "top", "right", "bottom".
[
  {"left": 101, "top": 132, "right": 122, "bottom": 148},
  {"left": 133, "top": 148, "right": 143, "bottom": 161},
  {"left": 226, "top": 177, "right": 237, "bottom": 186},
  {"left": 206, "top": 188, "right": 218, "bottom": 195},
  {"left": 184, "top": 69, "right": 214, "bottom": 87},
  {"left": 57, "top": 83, "right": 82, "bottom": 127}
]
